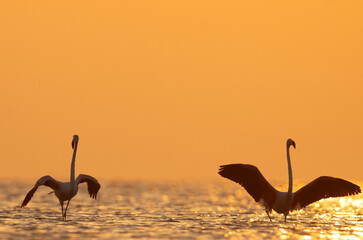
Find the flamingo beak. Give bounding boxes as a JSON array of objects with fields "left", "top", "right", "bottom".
[
  {"left": 72, "top": 135, "right": 79, "bottom": 149},
  {"left": 292, "top": 141, "right": 296, "bottom": 149}
]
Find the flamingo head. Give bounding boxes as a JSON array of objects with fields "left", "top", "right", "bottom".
[
  {"left": 287, "top": 138, "right": 296, "bottom": 149},
  {"left": 72, "top": 135, "right": 79, "bottom": 149}
]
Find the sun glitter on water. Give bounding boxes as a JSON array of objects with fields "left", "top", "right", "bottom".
[{"left": 0, "top": 180, "right": 362, "bottom": 239}]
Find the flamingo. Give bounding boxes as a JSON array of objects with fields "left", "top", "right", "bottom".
[
  {"left": 21, "top": 135, "right": 101, "bottom": 220},
  {"left": 218, "top": 138, "right": 361, "bottom": 222}
]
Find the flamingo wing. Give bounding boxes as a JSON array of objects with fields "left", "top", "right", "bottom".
[
  {"left": 76, "top": 174, "right": 101, "bottom": 199},
  {"left": 21, "top": 175, "right": 60, "bottom": 208},
  {"left": 218, "top": 164, "right": 277, "bottom": 208},
  {"left": 292, "top": 176, "right": 361, "bottom": 210}
]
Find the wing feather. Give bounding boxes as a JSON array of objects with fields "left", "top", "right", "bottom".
[
  {"left": 76, "top": 174, "right": 101, "bottom": 199},
  {"left": 21, "top": 175, "right": 59, "bottom": 208},
  {"left": 292, "top": 176, "right": 361, "bottom": 210},
  {"left": 218, "top": 164, "right": 277, "bottom": 208}
]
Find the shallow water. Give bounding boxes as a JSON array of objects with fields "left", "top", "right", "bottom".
[{"left": 0, "top": 180, "right": 362, "bottom": 239}]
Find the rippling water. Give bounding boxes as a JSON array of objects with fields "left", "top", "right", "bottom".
[{"left": 0, "top": 179, "right": 362, "bottom": 239}]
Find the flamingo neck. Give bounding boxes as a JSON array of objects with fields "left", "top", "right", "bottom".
[
  {"left": 287, "top": 147, "right": 293, "bottom": 194},
  {"left": 70, "top": 142, "right": 77, "bottom": 194}
]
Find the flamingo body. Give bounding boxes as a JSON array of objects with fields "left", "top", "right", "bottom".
[
  {"left": 218, "top": 139, "right": 361, "bottom": 221},
  {"left": 21, "top": 135, "right": 101, "bottom": 220}
]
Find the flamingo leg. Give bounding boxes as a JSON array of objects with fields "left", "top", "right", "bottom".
[
  {"left": 64, "top": 200, "right": 71, "bottom": 220},
  {"left": 284, "top": 215, "right": 287, "bottom": 222},
  {"left": 59, "top": 201, "right": 64, "bottom": 220},
  {"left": 266, "top": 211, "right": 272, "bottom": 222}
]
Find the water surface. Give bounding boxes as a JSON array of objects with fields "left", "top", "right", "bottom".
[{"left": 0, "top": 180, "right": 362, "bottom": 239}]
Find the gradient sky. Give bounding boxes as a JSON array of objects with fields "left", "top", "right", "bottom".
[{"left": 1, "top": 1, "right": 362, "bottom": 182}]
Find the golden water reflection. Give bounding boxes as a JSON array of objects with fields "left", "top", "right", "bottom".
[
  {"left": 0, "top": 180, "right": 361, "bottom": 239},
  {"left": 220, "top": 182, "right": 363, "bottom": 240}
]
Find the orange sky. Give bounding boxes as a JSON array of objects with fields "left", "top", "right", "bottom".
[{"left": 1, "top": 1, "right": 362, "bottom": 182}]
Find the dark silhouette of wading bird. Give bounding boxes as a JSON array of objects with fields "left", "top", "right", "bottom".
[
  {"left": 218, "top": 138, "right": 361, "bottom": 222},
  {"left": 21, "top": 135, "right": 101, "bottom": 220}
]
